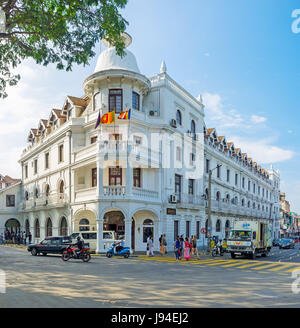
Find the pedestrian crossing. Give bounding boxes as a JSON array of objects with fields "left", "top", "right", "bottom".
[{"left": 133, "top": 255, "right": 300, "bottom": 275}]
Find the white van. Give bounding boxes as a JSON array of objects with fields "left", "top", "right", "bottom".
[{"left": 69, "top": 231, "right": 117, "bottom": 252}]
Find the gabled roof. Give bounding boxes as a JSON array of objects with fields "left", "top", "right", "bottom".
[{"left": 65, "top": 96, "right": 87, "bottom": 108}]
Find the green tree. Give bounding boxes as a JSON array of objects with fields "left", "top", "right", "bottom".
[{"left": 0, "top": 0, "right": 128, "bottom": 98}]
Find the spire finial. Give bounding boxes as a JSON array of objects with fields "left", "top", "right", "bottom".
[{"left": 160, "top": 60, "right": 167, "bottom": 73}]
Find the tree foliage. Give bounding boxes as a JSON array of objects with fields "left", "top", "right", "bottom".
[{"left": 0, "top": 0, "right": 128, "bottom": 98}]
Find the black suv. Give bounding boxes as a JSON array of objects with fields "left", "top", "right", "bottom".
[{"left": 27, "top": 236, "right": 72, "bottom": 256}]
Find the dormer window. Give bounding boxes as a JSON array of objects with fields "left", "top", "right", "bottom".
[
  {"left": 132, "top": 92, "right": 140, "bottom": 111},
  {"left": 109, "top": 89, "right": 123, "bottom": 113}
]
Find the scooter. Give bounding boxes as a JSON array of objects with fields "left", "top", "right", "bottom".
[{"left": 106, "top": 243, "right": 130, "bottom": 258}]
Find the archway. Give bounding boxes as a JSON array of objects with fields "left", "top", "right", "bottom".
[
  {"left": 103, "top": 211, "right": 125, "bottom": 240},
  {"left": 5, "top": 219, "right": 20, "bottom": 233},
  {"left": 46, "top": 218, "right": 52, "bottom": 237},
  {"left": 60, "top": 216, "right": 68, "bottom": 236},
  {"left": 132, "top": 210, "right": 159, "bottom": 251},
  {"left": 225, "top": 220, "right": 231, "bottom": 238},
  {"left": 35, "top": 219, "right": 40, "bottom": 238},
  {"left": 74, "top": 210, "right": 97, "bottom": 232}
]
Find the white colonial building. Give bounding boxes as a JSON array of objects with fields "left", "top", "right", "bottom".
[{"left": 0, "top": 33, "right": 281, "bottom": 251}]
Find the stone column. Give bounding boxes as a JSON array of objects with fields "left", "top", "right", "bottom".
[
  {"left": 96, "top": 218, "right": 104, "bottom": 253},
  {"left": 39, "top": 211, "right": 46, "bottom": 241},
  {"left": 125, "top": 160, "right": 133, "bottom": 197},
  {"left": 125, "top": 218, "right": 132, "bottom": 250}
]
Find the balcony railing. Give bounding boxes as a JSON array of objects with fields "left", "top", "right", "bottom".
[{"left": 20, "top": 193, "right": 68, "bottom": 210}]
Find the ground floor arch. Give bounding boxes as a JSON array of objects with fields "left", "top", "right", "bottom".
[
  {"left": 74, "top": 209, "right": 97, "bottom": 233},
  {"left": 103, "top": 211, "right": 125, "bottom": 240},
  {"left": 5, "top": 219, "right": 20, "bottom": 233}
]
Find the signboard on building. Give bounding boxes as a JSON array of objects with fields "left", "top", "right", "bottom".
[{"left": 167, "top": 208, "right": 176, "bottom": 215}]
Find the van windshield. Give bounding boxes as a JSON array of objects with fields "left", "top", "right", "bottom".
[{"left": 229, "top": 230, "right": 252, "bottom": 241}]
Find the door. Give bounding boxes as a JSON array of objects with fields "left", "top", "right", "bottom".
[{"left": 109, "top": 167, "right": 122, "bottom": 186}]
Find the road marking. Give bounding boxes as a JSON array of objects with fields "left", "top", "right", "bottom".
[
  {"left": 252, "top": 263, "right": 281, "bottom": 270},
  {"left": 268, "top": 264, "right": 296, "bottom": 272},
  {"left": 233, "top": 262, "right": 268, "bottom": 269},
  {"left": 221, "top": 261, "right": 252, "bottom": 268},
  {"left": 206, "top": 260, "right": 238, "bottom": 266},
  {"left": 286, "top": 267, "right": 300, "bottom": 273}
]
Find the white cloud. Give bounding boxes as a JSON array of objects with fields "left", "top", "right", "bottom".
[
  {"left": 0, "top": 60, "right": 66, "bottom": 177},
  {"left": 228, "top": 136, "right": 295, "bottom": 164},
  {"left": 250, "top": 115, "right": 267, "bottom": 124},
  {"left": 202, "top": 92, "right": 244, "bottom": 128}
]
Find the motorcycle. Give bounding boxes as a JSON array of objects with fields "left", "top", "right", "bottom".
[
  {"left": 62, "top": 245, "right": 91, "bottom": 262},
  {"left": 106, "top": 243, "right": 130, "bottom": 258},
  {"left": 211, "top": 245, "right": 225, "bottom": 257}
]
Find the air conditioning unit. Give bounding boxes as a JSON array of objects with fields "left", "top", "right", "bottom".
[
  {"left": 170, "top": 119, "right": 177, "bottom": 128},
  {"left": 170, "top": 194, "right": 177, "bottom": 203},
  {"left": 149, "top": 110, "right": 155, "bottom": 116}
]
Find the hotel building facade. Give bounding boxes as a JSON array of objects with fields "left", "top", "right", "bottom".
[{"left": 0, "top": 34, "right": 281, "bottom": 252}]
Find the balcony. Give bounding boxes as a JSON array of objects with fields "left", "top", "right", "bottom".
[
  {"left": 19, "top": 193, "right": 68, "bottom": 211},
  {"left": 177, "top": 194, "right": 205, "bottom": 209}
]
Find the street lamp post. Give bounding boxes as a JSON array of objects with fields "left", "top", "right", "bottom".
[{"left": 206, "top": 164, "right": 222, "bottom": 253}]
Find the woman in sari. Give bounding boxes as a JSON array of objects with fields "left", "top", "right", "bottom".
[{"left": 184, "top": 237, "right": 191, "bottom": 261}]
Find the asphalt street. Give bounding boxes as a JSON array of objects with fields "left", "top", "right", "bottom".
[{"left": 1, "top": 245, "right": 300, "bottom": 308}]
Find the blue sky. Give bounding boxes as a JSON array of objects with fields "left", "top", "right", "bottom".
[{"left": 1, "top": 0, "right": 299, "bottom": 212}]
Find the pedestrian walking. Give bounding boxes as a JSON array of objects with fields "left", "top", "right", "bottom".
[
  {"left": 174, "top": 236, "right": 180, "bottom": 260},
  {"left": 179, "top": 235, "right": 184, "bottom": 260},
  {"left": 159, "top": 234, "right": 166, "bottom": 256},
  {"left": 149, "top": 235, "right": 154, "bottom": 257},
  {"left": 23, "top": 232, "right": 27, "bottom": 245},
  {"left": 192, "top": 235, "right": 199, "bottom": 257},
  {"left": 184, "top": 237, "right": 191, "bottom": 261},
  {"left": 28, "top": 232, "right": 32, "bottom": 244},
  {"left": 146, "top": 235, "right": 150, "bottom": 256},
  {"left": 17, "top": 231, "right": 21, "bottom": 245}
]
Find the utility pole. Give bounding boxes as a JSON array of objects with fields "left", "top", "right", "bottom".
[{"left": 206, "top": 164, "right": 222, "bottom": 253}]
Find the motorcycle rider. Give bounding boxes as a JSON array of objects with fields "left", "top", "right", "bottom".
[{"left": 73, "top": 236, "right": 84, "bottom": 257}]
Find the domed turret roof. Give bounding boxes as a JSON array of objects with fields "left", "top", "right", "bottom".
[{"left": 94, "top": 33, "right": 140, "bottom": 74}]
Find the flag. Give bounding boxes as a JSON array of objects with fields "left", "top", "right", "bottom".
[
  {"left": 101, "top": 111, "right": 115, "bottom": 124},
  {"left": 95, "top": 112, "right": 101, "bottom": 129},
  {"left": 118, "top": 108, "right": 131, "bottom": 120}
]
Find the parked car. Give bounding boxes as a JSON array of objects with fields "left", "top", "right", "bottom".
[
  {"left": 272, "top": 238, "right": 281, "bottom": 247},
  {"left": 279, "top": 238, "right": 295, "bottom": 249},
  {"left": 27, "top": 236, "right": 72, "bottom": 256}
]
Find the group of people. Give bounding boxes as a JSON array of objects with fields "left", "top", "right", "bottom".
[
  {"left": 174, "top": 235, "right": 199, "bottom": 261},
  {"left": 146, "top": 234, "right": 200, "bottom": 261},
  {"left": 0, "top": 230, "right": 32, "bottom": 245}
]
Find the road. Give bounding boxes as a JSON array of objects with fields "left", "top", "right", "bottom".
[{"left": 1, "top": 245, "right": 300, "bottom": 308}]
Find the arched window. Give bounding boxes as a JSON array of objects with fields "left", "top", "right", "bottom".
[
  {"left": 225, "top": 220, "right": 230, "bottom": 238},
  {"left": 248, "top": 201, "right": 251, "bottom": 208},
  {"left": 205, "top": 188, "right": 208, "bottom": 200},
  {"left": 216, "top": 191, "right": 221, "bottom": 201},
  {"left": 59, "top": 181, "right": 64, "bottom": 194},
  {"left": 176, "top": 110, "right": 182, "bottom": 125},
  {"left": 226, "top": 194, "right": 230, "bottom": 202},
  {"left": 143, "top": 219, "right": 153, "bottom": 225},
  {"left": 242, "top": 199, "right": 245, "bottom": 207},
  {"left": 35, "top": 219, "right": 40, "bottom": 238},
  {"left": 45, "top": 184, "right": 50, "bottom": 197},
  {"left": 132, "top": 92, "right": 140, "bottom": 111},
  {"left": 60, "top": 217, "right": 68, "bottom": 236},
  {"left": 93, "top": 92, "right": 101, "bottom": 112},
  {"left": 253, "top": 202, "right": 256, "bottom": 209},
  {"left": 46, "top": 218, "right": 52, "bottom": 237},
  {"left": 79, "top": 218, "right": 90, "bottom": 231},
  {"left": 216, "top": 220, "right": 221, "bottom": 232},
  {"left": 191, "top": 120, "right": 196, "bottom": 139},
  {"left": 35, "top": 188, "right": 39, "bottom": 198},
  {"left": 25, "top": 191, "right": 29, "bottom": 201}
]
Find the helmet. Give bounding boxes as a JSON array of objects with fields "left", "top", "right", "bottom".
[{"left": 77, "top": 236, "right": 81, "bottom": 241}]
